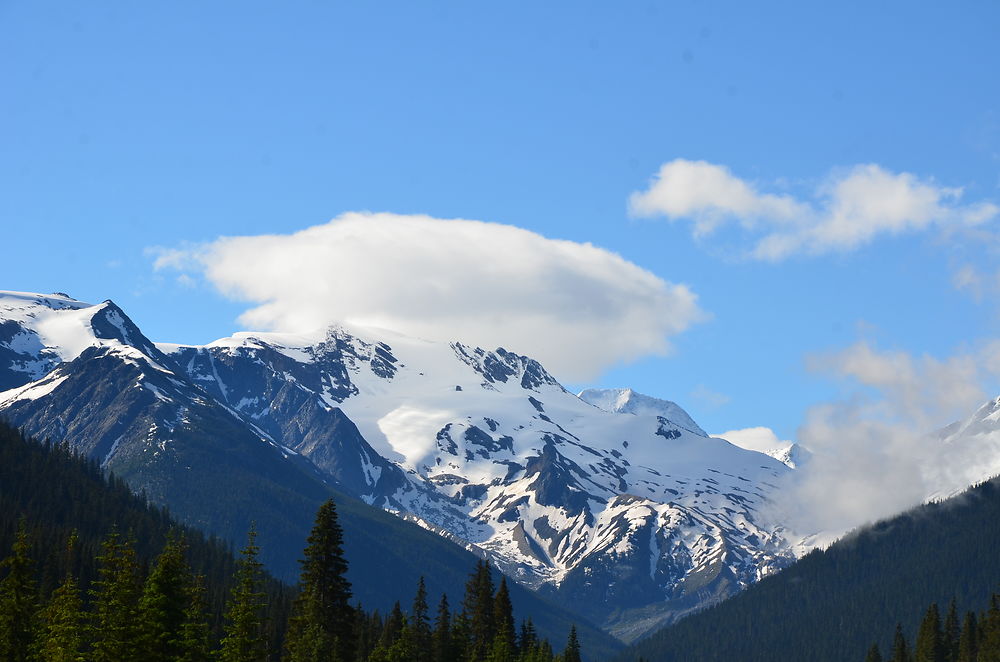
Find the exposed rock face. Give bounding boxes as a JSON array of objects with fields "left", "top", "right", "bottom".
[{"left": 0, "top": 290, "right": 796, "bottom": 641}]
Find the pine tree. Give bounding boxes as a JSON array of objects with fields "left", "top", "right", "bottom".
[
  {"left": 560, "top": 625, "right": 581, "bottom": 662},
  {"left": 284, "top": 499, "right": 353, "bottom": 662},
  {"left": 411, "top": 578, "right": 432, "bottom": 662},
  {"left": 866, "top": 643, "right": 884, "bottom": 662},
  {"left": 518, "top": 619, "right": 537, "bottom": 655},
  {"left": 432, "top": 593, "right": 452, "bottom": 662},
  {"left": 463, "top": 560, "right": 495, "bottom": 662},
  {"left": 90, "top": 531, "right": 142, "bottom": 662},
  {"left": 0, "top": 521, "right": 38, "bottom": 662},
  {"left": 891, "top": 623, "right": 911, "bottom": 662},
  {"left": 139, "top": 533, "right": 194, "bottom": 662},
  {"left": 492, "top": 578, "right": 516, "bottom": 655},
  {"left": 942, "top": 600, "right": 959, "bottom": 662},
  {"left": 979, "top": 595, "right": 1000, "bottom": 662},
  {"left": 914, "top": 602, "right": 943, "bottom": 662},
  {"left": 177, "top": 575, "right": 212, "bottom": 662},
  {"left": 219, "top": 526, "right": 269, "bottom": 662},
  {"left": 956, "top": 612, "right": 977, "bottom": 662},
  {"left": 38, "top": 533, "right": 86, "bottom": 662}
]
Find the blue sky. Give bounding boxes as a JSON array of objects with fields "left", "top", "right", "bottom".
[{"left": 2, "top": 1, "right": 999, "bottom": 441}]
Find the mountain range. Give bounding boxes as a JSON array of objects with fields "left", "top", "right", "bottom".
[{"left": 3, "top": 289, "right": 999, "bottom": 645}]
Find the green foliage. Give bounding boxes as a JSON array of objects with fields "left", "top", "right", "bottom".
[
  {"left": 0, "top": 520, "right": 39, "bottom": 662},
  {"left": 139, "top": 533, "right": 196, "bottom": 662},
  {"left": 913, "top": 603, "right": 942, "bottom": 662},
  {"left": 0, "top": 423, "right": 586, "bottom": 662},
  {"left": 90, "top": 532, "right": 142, "bottom": 662},
  {"left": 561, "top": 625, "right": 582, "bottom": 662},
  {"left": 219, "top": 527, "right": 269, "bottom": 662},
  {"left": 284, "top": 499, "right": 354, "bottom": 662},
  {"left": 622, "top": 476, "right": 1000, "bottom": 662}
]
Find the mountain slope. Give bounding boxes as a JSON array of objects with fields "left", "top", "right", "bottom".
[
  {"left": 161, "top": 323, "right": 795, "bottom": 640},
  {"left": 578, "top": 387, "right": 707, "bottom": 436},
  {"left": 0, "top": 291, "right": 621, "bottom": 658},
  {"left": 618, "top": 472, "right": 1000, "bottom": 661}
]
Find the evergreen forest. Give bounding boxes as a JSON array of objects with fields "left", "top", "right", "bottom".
[
  {"left": 862, "top": 592, "right": 1000, "bottom": 662},
  {"left": 619, "top": 476, "right": 1000, "bottom": 662},
  {"left": 0, "top": 421, "right": 584, "bottom": 661}
]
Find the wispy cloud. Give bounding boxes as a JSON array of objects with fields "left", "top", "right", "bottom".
[
  {"left": 774, "top": 340, "right": 1000, "bottom": 538},
  {"left": 629, "top": 159, "right": 998, "bottom": 260},
  {"left": 152, "top": 212, "right": 705, "bottom": 381}
]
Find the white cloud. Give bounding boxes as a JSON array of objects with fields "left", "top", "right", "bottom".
[
  {"left": 715, "top": 426, "right": 793, "bottom": 455},
  {"left": 773, "top": 340, "right": 1000, "bottom": 538},
  {"left": 152, "top": 212, "right": 705, "bottom": 381},
  {"left": 952, "top": 263, "right": 1000, "bottom": 301},
  {"left": 629, "top": 159, "right": 998, "bottom": 260}
]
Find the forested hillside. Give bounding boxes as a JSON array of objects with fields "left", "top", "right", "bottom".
[
  {"left": 620, "top": 476, "right": 1000, "bottom": 662},
  {"left": 0, "top": 421, "right": 611, "bottom": 660}
]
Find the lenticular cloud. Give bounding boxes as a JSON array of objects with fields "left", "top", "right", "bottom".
[{"left": 154, "top": 212, "right": 704, "bottom": 381}]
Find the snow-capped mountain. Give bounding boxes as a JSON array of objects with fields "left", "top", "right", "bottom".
[
  {"left": 0, "top": 290, "right": 797, "bottom": 641},
  {"left": 0, "top": 291, "right": 629, "bottom": 655},
  {"left": 160, "top": 324, "right": 794, "bottom": 640},
  {"left": 578, "top": 387, "right": 707, "bottom": 437}
]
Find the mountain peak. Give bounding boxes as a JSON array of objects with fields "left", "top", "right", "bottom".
[{"left": 577, "top": 387, "right": 707, "bottom": 436}]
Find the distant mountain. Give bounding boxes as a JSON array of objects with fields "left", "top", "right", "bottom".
[
  {"left": 0, "top": 290, "right": 798, "bottom": 642},
  {"left": 159, "top": 322, "right": 795, "bottom": 641},
  {"left": 711, "top": 426, "right": 808, "bottom": 469},
  {"left": 618, "top": 472, "right": 1000, "bottom": 661},
  {"left": 577, "top": 387, "right": 707, "bottom": 436},
  {"left": 0, "top": 291, "right": 619, "bottom": 658}
]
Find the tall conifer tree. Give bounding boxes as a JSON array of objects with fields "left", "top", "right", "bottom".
[
  {"left": 914, "top": 602, "right": 943, "bottom": 662},
  {"left": 0, "top": 521, "right": 38, "bottom": 662},
  {"left": 90, "top": 532, "right": 142, "bottom": 662},
  {"left": 219, "top": 526, "right": 269, "bottom": 662},
  {"left": 432, "top": 594, "right": 452, "bottom": 662},
  {"left": 463, "top": 560, "right": 495, "bottom": 662},
  {"left": 284, "top": 500, "right": 353, "bottom": 662},
  {"left": 177, "top": 575, "right": 212, "bottom": 662},
  {"left": 942, "top": 600, "right": 959, "bottom": 662},
  {"left": 956, "top": 612, "right": 977, "bottom": 662},
  {"left": 38, "top": 533, "right": 86, "bottom": 662},
  {"left": 891, "top": 623, "right": 911, "bottom": 662},
  {"left": 410, "top": 578, "right": 431, "bottom": 662},
  {"left": 139, "top": 533, "right": 194, "bottom": 662},
  {"left": 561, "top": 625, "right": 581, "bottom": 662}
]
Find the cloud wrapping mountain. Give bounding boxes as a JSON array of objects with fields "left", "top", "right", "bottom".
[{"left": 154, "top": 212, "right": 703, "bottom": 381}]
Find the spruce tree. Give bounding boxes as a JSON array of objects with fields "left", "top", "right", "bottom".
[
  {"left": 139, "top": 533, "right": 194, "bottom": 662},
  {"left": 561, "top": 625, "right": 581, "bottom": 662},
  {"left": 90, "top": 531, "right": 142, "bottom": 662},
  {"left": 891, "top": 623, "right": 911, "bottom": 662},
  {"left": 411, "top": 578, "right": 431, "bottom": 662},
  {"left": 492, "top": 577, "right": 516, "bottom": 656},
  {"left": 942, "top": 600, "right": 959, "bottom": 662},
  {"left": 866, "top": 643, "right": 883, "bottom": 662},
  {"left": 979, "top": 595, "right": 1000, "bottom": 662},
  {"left": 38, "top": 533, "right": 86, "bottom": 662},
  {"left": 914, "top": 602, "right": 943, "bottom": 662},
  {"left": 463, "top": 560, "right": 495, "bottom": 662},
  {"left": 284, "top": 499, "right": 353, "bottom": 662},
  {"left": 219, "top": 526, "right": 269, "bottom": 662},
  {"left": 0, "top": 521, "right": 38, "bottom": 662},
  {"left": 432, "top": 593, "right": 453, "bottom": 662},
  {"left": 956, "top": 612, "right": 977, "bottom": 662},
  {"left": 519, "top": 619, "right": 537, "bottom": 654},
  {"left": 177, "top": 575, "right": 212, "bottom": 662}
]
